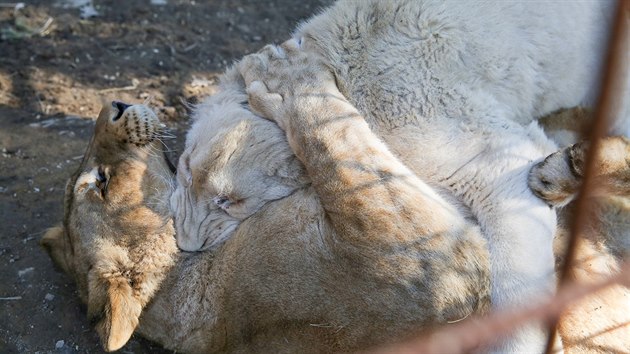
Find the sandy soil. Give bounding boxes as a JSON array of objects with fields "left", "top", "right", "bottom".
[{"left": 0, "top": 0, "right": 332, "bottom": 352}]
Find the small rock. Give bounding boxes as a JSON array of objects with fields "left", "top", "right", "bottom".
[
  {"left": 55, "top": 340, "right": 64, "bottom": 349},
  {"left": 45, "top": 293, "right": 55, "bottom": 301},
  {"left": 18, "top": 267, "right": 34, "bottom": 277},
  {"left": 79, "top": 3, "right": 99, "bottom": 19}
]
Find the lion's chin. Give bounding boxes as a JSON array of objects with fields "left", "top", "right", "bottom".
[{"left": 173, "top": 215, "right": 239, "bottom": 253}]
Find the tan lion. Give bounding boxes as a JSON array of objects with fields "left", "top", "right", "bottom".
[{"left": 42, "top": 99, "right": 491, "bottom": 352}]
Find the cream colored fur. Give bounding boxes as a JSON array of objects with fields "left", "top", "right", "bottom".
[
  {"left": 171, "top": 88, "right": 308, "bottom": 251},
  {"left": 173, "top": 1, "right": 626, "bottom": 351}
]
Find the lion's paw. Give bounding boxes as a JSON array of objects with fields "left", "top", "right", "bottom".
[
  {"left": 237, "top": 38, "right": 341, "bottom": 128},
  {"left": 529, "top": 142, "right": 587, "bottom": 207}
]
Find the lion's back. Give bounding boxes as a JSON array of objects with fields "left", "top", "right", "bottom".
[{"left": 297, "top": 0, "right": 614, "bottom": 128}]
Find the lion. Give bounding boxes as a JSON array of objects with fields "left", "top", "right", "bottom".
[
  {"left": 172, "top": 0, "right": 627, "bottom": 351},
  {"left": 43, "top": 99, "right": 492, "bottom": 352},
  {"left": 40, "top": 101, "right": 180, "bottom": 351}
]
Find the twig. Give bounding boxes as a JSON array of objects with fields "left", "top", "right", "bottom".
[
  {"left": 544, "top": 2, "right": 630, "bottom": 352},
  {"left": 0, "top": 296, "right": 22, "bottom": 300},
  {"left": 181, "top": 42, "right": 198, "bottom": 53},
  {"left": 38, "top": 17, "right": 54, "bottom": 36},
  {"left": 98, "top": 78, "right": 140, "bottom": 93}
]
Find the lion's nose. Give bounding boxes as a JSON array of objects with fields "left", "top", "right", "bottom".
[{"left": 112, "top": 101, "right": 131, "bottom": 121}]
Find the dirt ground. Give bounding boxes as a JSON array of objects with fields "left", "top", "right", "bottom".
[{"left": 0, "top": 0, "right": 332, "bottom": 352}]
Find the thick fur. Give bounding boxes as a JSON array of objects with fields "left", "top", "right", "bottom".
[{"left": 173, "top": 1, "right": 626, "bottom": 351}]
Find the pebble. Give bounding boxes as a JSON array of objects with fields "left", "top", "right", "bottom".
[
  {"left": 18, "top": 267, "right": 34, "bottom": 277},
  {"left": 45, "top": 293, "right": 55, "bottom": 301},
  {"left": 55, "top": 340, "right": 64, "bottom": 349}
]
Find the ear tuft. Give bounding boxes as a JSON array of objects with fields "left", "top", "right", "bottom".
[
  {"left": 91, "top": 275, "right": 143, "bottom": 352},
  {"left": 40, "top": 225, "right": 70, "bottom": 273}
]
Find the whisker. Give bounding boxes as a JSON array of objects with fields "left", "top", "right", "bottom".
[
  {"left": 143, "top": 95, "right": 154, "bottom": 106},
  {"left": 154, "top": 132, "right": 177, "bottom": 139}
]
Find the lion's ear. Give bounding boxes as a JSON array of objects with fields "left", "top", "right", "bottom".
[
  {"left": 88, "top": 266, "right": 142, "bottom": 351},
  {"left": 41, "top": 225, "right": 71, "bottom": 273}
]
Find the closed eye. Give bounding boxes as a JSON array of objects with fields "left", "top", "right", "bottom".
[{"left": 213, "top": 195, "right": 232, "bottom": 210}]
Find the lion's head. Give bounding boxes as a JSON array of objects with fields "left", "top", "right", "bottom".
[
  {"left": 40, "top": 102, "right": 178, "bottom": 352},
  {"left": 170, "top": 81, "right": 309, "bottom": 252}
]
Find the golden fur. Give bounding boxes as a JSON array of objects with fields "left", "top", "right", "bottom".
[{"left": 41, "top": 103, "right": 178, "bottom": 351}]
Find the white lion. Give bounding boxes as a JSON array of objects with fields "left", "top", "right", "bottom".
[{"left": 172, "top": 1, "right": 628, "bottom": 352}]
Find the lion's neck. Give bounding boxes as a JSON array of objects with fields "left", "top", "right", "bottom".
[{"left": 135, "top": 246, "right": 225, "bottom": 352}]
